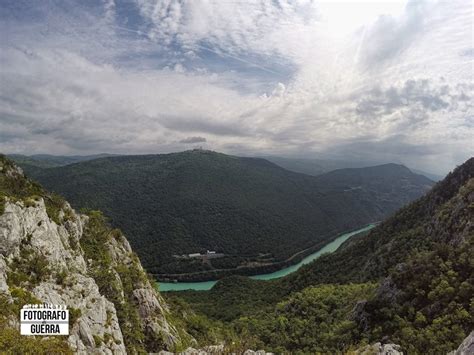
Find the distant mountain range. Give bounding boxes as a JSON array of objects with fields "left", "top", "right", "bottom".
[
  {"left": 262, "top": 155, "right": 443, "bottom": 181},
  {"left": 13, "top": 150, "right": 433, "bottom": 277},
  {"left": 8, "top": 153, "right": 443, "bottom": 181},
  {"left": 8, "top": 153, "right": 117, "bottom": 169}
]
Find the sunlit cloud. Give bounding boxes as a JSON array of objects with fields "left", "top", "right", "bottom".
[{"left": 0, "top": 0, "right": 472, "bottom": 174}]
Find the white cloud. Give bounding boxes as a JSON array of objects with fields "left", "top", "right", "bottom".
[
  {"left": 271, "top": 83, "right": 286, "bottom": 97},
  {"left": 0, "top": 0, "right": 472, "bottom": 174}
]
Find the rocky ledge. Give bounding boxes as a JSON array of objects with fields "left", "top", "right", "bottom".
[{"left": 0, "top": 158, "right": 187, "bottom": 353}]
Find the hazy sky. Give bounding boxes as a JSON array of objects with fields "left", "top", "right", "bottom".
[{"left": 0, "top": 0, "right": 472, "bottom": 174}]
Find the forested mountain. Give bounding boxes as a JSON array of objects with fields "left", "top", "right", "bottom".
[
  {"left": 262, "top": 155, "right": 443, "bottom": 181},
  {"left": 175, "top": 157, "right": 473, "bottom": 353},
  {"left": 22, "top": 150, "right": 432, "bottom": 276},
  {"left": 286, "top": 157, "right": 473, "bottom": 288},
  {"left": 10, "top": 153, "right": 441, "bottom": 181}
]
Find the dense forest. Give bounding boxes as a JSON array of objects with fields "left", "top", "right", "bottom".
[
  {"left": 169, "top": 157, "right": 473, "bottom": 353},
  {"left": 1, "top": 153, "right": 471, "bottom": 353},
  {"left": 19, "top": 150, "right": 432, "bottom": 276}
]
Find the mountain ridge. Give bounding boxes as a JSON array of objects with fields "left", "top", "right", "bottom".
[
  {"left": 8, "top": 151, "right": 441, "bottom": 181},
  {"left": 261, "top": 155, "right": 443, "bottom": 181}
]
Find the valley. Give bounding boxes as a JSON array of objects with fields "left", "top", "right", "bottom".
[
  {"left": 1, "top": 1, "right": 472, "bottom": 353},
  {"left": 14, "top": 150, "right": 433, "bottom": 277},
  {"left": 169, "top": 157, "right": 473, "bottom": 353},
  {"left": 1, "top": 154, "right": 472, "bottom": 353},
  {"left": 159, "top": 223, "right": 376, "bottom": 291}
]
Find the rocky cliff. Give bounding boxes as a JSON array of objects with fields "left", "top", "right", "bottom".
[
  {"left": 450, "top": 331, "right": 474, "bottom": 355},
  {"left": 0, "top": 156, "right": 189, "bottom": 353}
]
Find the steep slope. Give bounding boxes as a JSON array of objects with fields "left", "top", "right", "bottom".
[
  {"left": 176, "top": 157, "right": 473, "bottom": 353},
  {"left": 25, "top": 150, "right": 433, "bottom": 276},
  {"left": 0, "top": 156, "right": 190, "bottom": 353},
  {"left": 288, "top": 157, "right": 473, "bottom": 288}
]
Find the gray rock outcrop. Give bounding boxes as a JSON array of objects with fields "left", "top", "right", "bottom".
[
  {"left": 449, "top": 331, "right": 474, "bottom": 355},
  {"left": 157, "top": 347, "right": 273, "bottom": 355},
  {"left": 354, "top": 342, "right": 403, "bottom": 355},
  {"left": 0, "top": 198, "right": 126, "bottom": 353},
  {"left": 0, "top": 159, "right": 183, "bottom": 353}
]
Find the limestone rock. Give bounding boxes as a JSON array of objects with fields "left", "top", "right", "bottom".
[
  {"left": 375, "top": 277, "right": 400, "bottom": 303},
  {"left": 354, "top": 342, "right": 403, "bottom": 355},
  {"left": 351, "top": 300, "right": 369, "bottom": 332},
  {"left": 0, "top": 258, "right": 9, "bottom": 295},
  {"left": 449, "top": 331, "right": 474, "bottom": 355},
  {"left": 157, "top": 346, "right": 272, "bottom": 355},
  {"left": 0, "top": 199, "right": 127, "bottom": 354},
  {"left": 0, "top": 159, "right": 183, "bottom": 353}
]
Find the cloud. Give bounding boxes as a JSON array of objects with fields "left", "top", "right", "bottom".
[
  {"left": 271, "top": 83, "right": 286, "bottom": 97},
  {"left": 0, "top": 0, "right": 472, "bottom": 175},
  {"left": 134, "top": 0, "right": 316, "bottom": 62},
  {"left": 359, "top": 0, "right": 428, "bottom": 67},
  {"left": 179, "top": 136, "right": 207, "bottom": 144},
  {"left": 459, "top": 48, "right": 474, "bottom": 58},
  {"left": 353, "top": 79, "right": 469, "bottom": 119},
  {"left": 161, "top": 116, "right": 251, "bottom": 137}
]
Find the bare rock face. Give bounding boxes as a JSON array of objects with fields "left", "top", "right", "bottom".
[
  {"left": 0, "top": 199, "right": 126, "bottom": 353},
  {"left": 449, "top": 331, "right": 474, "bottom": 355},
  {"left": 158, "top": 347, "right": 273, "bottom": 355},
  {"left": 351, "top": 300, "right": 370, "bottom": 332},
  {"left": 0, "top": 258, "right": 8, "bottom": 294},
  {"left": 0, "top": 159, "right": 183, "bottom": 353},
  {"left": 354, "top": 342, "right": 403, "bottom": 355},
  {"left": 375, "top": 277, "right": 401, "bottom": 303},
  {"left": 105, "top": 233, "right": 182, "bottom": 349}
]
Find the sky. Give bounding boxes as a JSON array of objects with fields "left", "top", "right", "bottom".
[{"left": 0, "top": 0, "right": 472, "bottom": 174}]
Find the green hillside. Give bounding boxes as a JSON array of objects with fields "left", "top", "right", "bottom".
[
  {"left": 24, "top": 150, "right": 433, "bottom": 276},
  {"left": 174, "top": 157, "right": 473, "bottom": 353}
]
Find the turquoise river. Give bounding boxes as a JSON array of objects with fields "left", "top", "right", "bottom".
[{"left": 158, "top": 223, "right": 376, "bottom": 292}]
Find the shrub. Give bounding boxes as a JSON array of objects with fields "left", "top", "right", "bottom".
[{"left": 69, "top": 308, "right": 82, "bottom": 326}]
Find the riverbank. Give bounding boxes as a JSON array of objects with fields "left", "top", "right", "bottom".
[
  {"left": 158, "top": 223, "right": 376, "bottom": 291},
  {"left": 155, "top": 223, "right": 378, "bottom": 283}
]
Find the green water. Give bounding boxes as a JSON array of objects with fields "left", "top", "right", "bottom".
[{"left": 158, "top": 223, "right": 376, "bottom": 292}]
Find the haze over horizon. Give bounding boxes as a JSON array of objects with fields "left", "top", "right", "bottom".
[
  {"left": 6, "top": 149, "right": 445, "bottom": 177},
  {"left": 1, "top": 0, "right": 472, "bottom": 175}
]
